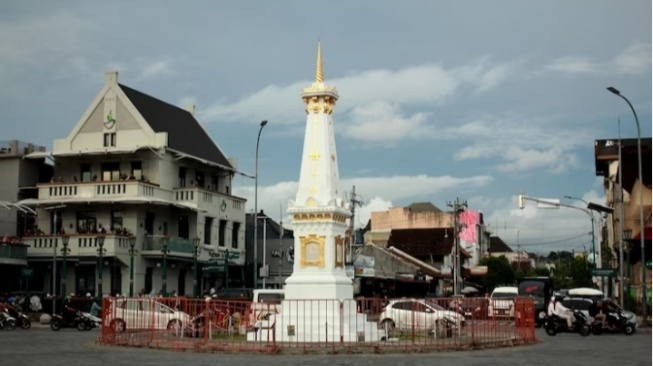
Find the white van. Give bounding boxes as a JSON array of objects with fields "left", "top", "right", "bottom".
[
  {"left": 249, "top": 289, "right": 284, "bottom": 326},
  {"left": 488, "top": 286, "right": 518, "bottom": 319}
]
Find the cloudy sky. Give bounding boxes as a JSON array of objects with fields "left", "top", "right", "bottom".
[{"left": 2, "top": 1, "right": 651, "bottom": 254}]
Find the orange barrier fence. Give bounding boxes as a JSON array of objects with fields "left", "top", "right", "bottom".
[{"left": 99, "top": 296, "right": 536, "bottom": 354}]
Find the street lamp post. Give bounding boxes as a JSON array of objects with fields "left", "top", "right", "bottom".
[
  {"left": 96, "top": 235, "right": 106, "bottom": 298},
  {"left": 564, "top": 196, "right": 598, "bottom": 267},
  {"left": 253, "top": 120, "right": 268, "bottom": 289},
  {"left": 192, "top": 236, "right": 201, "bottom": 298},
  {"left": 60, "top": 235, "right": 70, "bottom": 299},
  {"left": 128, "top": 235, "right": 137, "bottom": 297},
  {"left": 161, "top": 236, "right": 169, "bottom": 296},
  {"left": 607, "top": 86, "right": 648, "bottom": 326}
]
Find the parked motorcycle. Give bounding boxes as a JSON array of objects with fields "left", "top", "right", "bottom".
[
  {"left": 592, "top": 311, "right": 636, "bottom": 336},
  {"left": 545, "top": 309, "right": 591, "bottom": 336},
  {"left": 6, "top": 307, "right": 31, "bottom": 329},
  {"left": 50, "top": 306, "right": 94, "bottom": 331},
  {"left": 0, "top": 311, "right": 16, "bottom": 331}
]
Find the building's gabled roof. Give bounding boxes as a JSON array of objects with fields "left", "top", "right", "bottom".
[
  {"left": 407, "top": 202, "right": 441, "bottom": 213},
  {"left": 119, "top": 84, "right": 232, "bottom": 169},
  {"left": 489, "top": 236, "right": 513, "bottom": 253},
  {"left": 388, "top": 228, "right": 453, "bottom": 257}
]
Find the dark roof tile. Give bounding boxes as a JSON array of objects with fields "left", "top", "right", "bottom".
[{"left": 119, "top": 84, "right": 232, "bottom": 169}]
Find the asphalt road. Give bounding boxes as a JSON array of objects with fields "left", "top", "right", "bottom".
[{"left": 0, "top": 327, "right": 650, "bottom": 366}]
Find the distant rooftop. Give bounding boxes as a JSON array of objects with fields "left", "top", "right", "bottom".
[{"left": 0, "top": 140, "right": 46, "bottom": 158}]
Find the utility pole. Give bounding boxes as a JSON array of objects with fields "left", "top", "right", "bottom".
[
  {"left": 447, "top": 198, "right": 467, "bottom": 296},
  {"left": 278, "top": 204, "right": 283, "bottom": 289},
  {"left": 347, "top": 185, "right": 363, "bottom": 264}
]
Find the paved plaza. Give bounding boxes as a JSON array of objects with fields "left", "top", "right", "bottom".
[{"left": 0, "top": 326, "right": 650, "bottom": 366}]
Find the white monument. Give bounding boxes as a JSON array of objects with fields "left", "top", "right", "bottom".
[{"left": 248, "top": 42, "right": 379, "bottom": 343}]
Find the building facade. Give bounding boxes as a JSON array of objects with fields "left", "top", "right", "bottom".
[
  {"left": 595, "top": 137, "right": 652, "bottom": 305},
  {"left": 0, "top": 140, "right": 51, "bottom": 293},
  {"left": 20, "top": 71, "right": 246, "bottom": 297}
]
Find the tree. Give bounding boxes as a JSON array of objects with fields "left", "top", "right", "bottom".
[
  {"left": 479, "top": 256, "right": 516, "bottom": 292},
  {"left": 530, "top": 267, "right": 551, "bottom": 277}
]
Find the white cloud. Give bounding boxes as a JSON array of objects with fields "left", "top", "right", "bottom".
[
  {"left": 545, "top": 55, "right": 599, "bottom": 74},
  {"left": 450, "top": 115, "right": 587, "bottom": 173},
  {"left": 200, "top": 57, "right": 519, "bottom": 128},
  {"left": 233, "top": 173, "right": 494, "bottom": 228},
  {"left": 140, "top": 60, "right": 173, "bottom": 79},
  {"left": 340, "top": 102, "right": 432, "bottom": 144},
  {"left": 544, "top": 43, "right": 652, "bottom": 75},
  {"left": 612, "top": 43, "right": 652, "bottom": 75}
]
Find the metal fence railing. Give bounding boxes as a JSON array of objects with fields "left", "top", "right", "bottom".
[{"left": 99, "top": 296, "right": 536, "bottom": 354}]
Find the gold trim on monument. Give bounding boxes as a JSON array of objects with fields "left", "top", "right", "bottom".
[
  {"left": 334, "top": 236, "right": 344, "bottom": 268},
  {"left": 300, "top": 234, "right": 325, "bottom": 268},
  {"left": 292, "top": 212, "right": 347, "bottom": 223}
]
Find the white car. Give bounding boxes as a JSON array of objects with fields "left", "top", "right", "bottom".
[
  {"left": 488, "top": 286, "right": 517, "bottom": 318},
  {"left": 378, "top": 299, "right": 465, "bottom": 332},
  {"left": 106, "top": 298, "right": 191, "bottom": 332}
]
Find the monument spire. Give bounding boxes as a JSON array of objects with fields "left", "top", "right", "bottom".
[{"left": 315, "top": 41, "right": 324, "bottom": 83}]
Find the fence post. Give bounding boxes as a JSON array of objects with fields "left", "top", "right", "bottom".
[{"left": 204, "top": 297, "right": 210, "bottom": 346}]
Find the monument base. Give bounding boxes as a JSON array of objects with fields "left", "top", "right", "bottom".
[{"left": 246, "top": 299, "right": 380, "bottom": 343}]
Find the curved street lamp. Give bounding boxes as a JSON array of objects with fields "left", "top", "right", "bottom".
[
  {"left": 253, "top": 120, "right": 268, "bottom": 289},
  {"left": 607, "top": 86, "right": 647, "bottom": 326},
  {"left": 60, "top": 235, "right": 70, "bottom": 299},
  {"left": 96, "top": 235, "right": 106, "bottom": 297},
  {"left": 128, "top": 235, "right": 137, "bottom": 297},
  {"left": 192, "top": 236, "right": 201, "bottom": 297},
  {"left": 160, "top": 236, "right": 169, "bottom": 296}
]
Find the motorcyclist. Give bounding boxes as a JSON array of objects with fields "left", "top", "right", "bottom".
[{"left": 548, "top": 296, "right": 574, "bottom": 329}]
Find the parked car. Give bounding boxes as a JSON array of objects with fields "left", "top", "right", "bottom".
[
  {"left": 379, "top": 298, "right": 465, "bottom": 333},
  {"left": 105, "top": 298, "right": 191, "bottom": 332},
  {"left": 488, "top": 286, "right": 518, "bottom": 319}
]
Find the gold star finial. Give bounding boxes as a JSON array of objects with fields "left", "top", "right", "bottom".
[{"left": 315, "top": 41, "right": 323, "bottom": 83}]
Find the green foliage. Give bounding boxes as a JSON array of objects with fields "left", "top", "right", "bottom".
[
  {"left": 550, "top": 254, "right": 593, "bottom": 289},
  {"left": 530, "top": 267, "right": 551, "bottom": 277},
  {"left": 479, "top": 256, "right": 515, "bottom": 292}
]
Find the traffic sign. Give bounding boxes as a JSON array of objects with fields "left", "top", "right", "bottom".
[
  {"left": 227, "top": 252, "right": 239, "bottom": 259},
  {"left": 21, "top": 268, "right": 34, "bottom": 278},
  {"left": 204, "top": 265, "right": 226, "bottom": 273},
  {"left": 591, "top": 268, "right": 617, "bottom": 277}
]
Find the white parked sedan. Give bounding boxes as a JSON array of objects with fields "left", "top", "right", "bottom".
[
  {"left": 105, "top": 298, "right": 191, "bottom": 332},
  {"left": 378, "top": 299, "right": 465, "bottom": 332}
]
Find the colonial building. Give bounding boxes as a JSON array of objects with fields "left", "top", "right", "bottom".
[
  {"left": 366, "top": 202, "right": 491, "bottom": 267},
  {"left": 0, "top": 140, "right": 51, "bottom": 293},
  {"left": 594, "top": 137, "right": 652, "bottom": 305},
  {"left": 20, "top": 71, "right": 246, "bottom": 297}
]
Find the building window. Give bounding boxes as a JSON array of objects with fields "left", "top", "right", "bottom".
[
  {"left": 101, "top": 162, "right": 120, "bottom": 181},
  {"left": 178, "top": 167, "right": 187, "bottom": 188},
  {"left": 231, "top": 222, "right": 240, "bottom": 249},
  {"left": 195, "top": 171, "right": 205, "bottom": 188},
  {"left": 103, "top": 133, "right": 116, "bottom": 147},
  {"left": 219, "top": 220, "right": 227, "bottom": 247},
  {"left": 131, "top": 161, "right": 142, "bottom": 180},
  {"left": 211, "top": 175, "right": 218, "bottom": 191},
  {"left": 80, "top": 164, "right": 91, "bottom": 182},
  {"left": 77, "top": 211, "right": 97, "bottom": 234},
  {"left": 111, "top": 211, "right": 123, "bottom": 233},
  {"left": 204, "top": 217, "right": 213, "bottom": 245}
]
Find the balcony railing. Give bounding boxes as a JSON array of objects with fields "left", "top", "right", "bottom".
[
  {"left": 173, "top": 187, "right": 245, "bottom": 216},
  {"left": 0, "top": 245, "right": 28, "bottom": 264},
  {"left": 142, "top": 235, "right": 195, "bottom": 255},
  {"left": 24, "top": 235, "right": 132, "bottom": 258},
  {"left": 37, "top": 181, "right": 168, "bottom": 201}
]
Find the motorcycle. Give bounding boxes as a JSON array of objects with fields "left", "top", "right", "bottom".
[
  {"left": 592, "top": 311, "right": 636, "bottom": 336},
  {"left": 0, "top": 311, "right": 16, "bottom": 331},
  {"left": 7, "top": 307, "right": 31, "bottom": 329},
  {"left": 50, "top": 307, "right": 94, "bottom": 331},
  {"left": 545, "top": 309, "right": 591, "bottom": 336}
]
